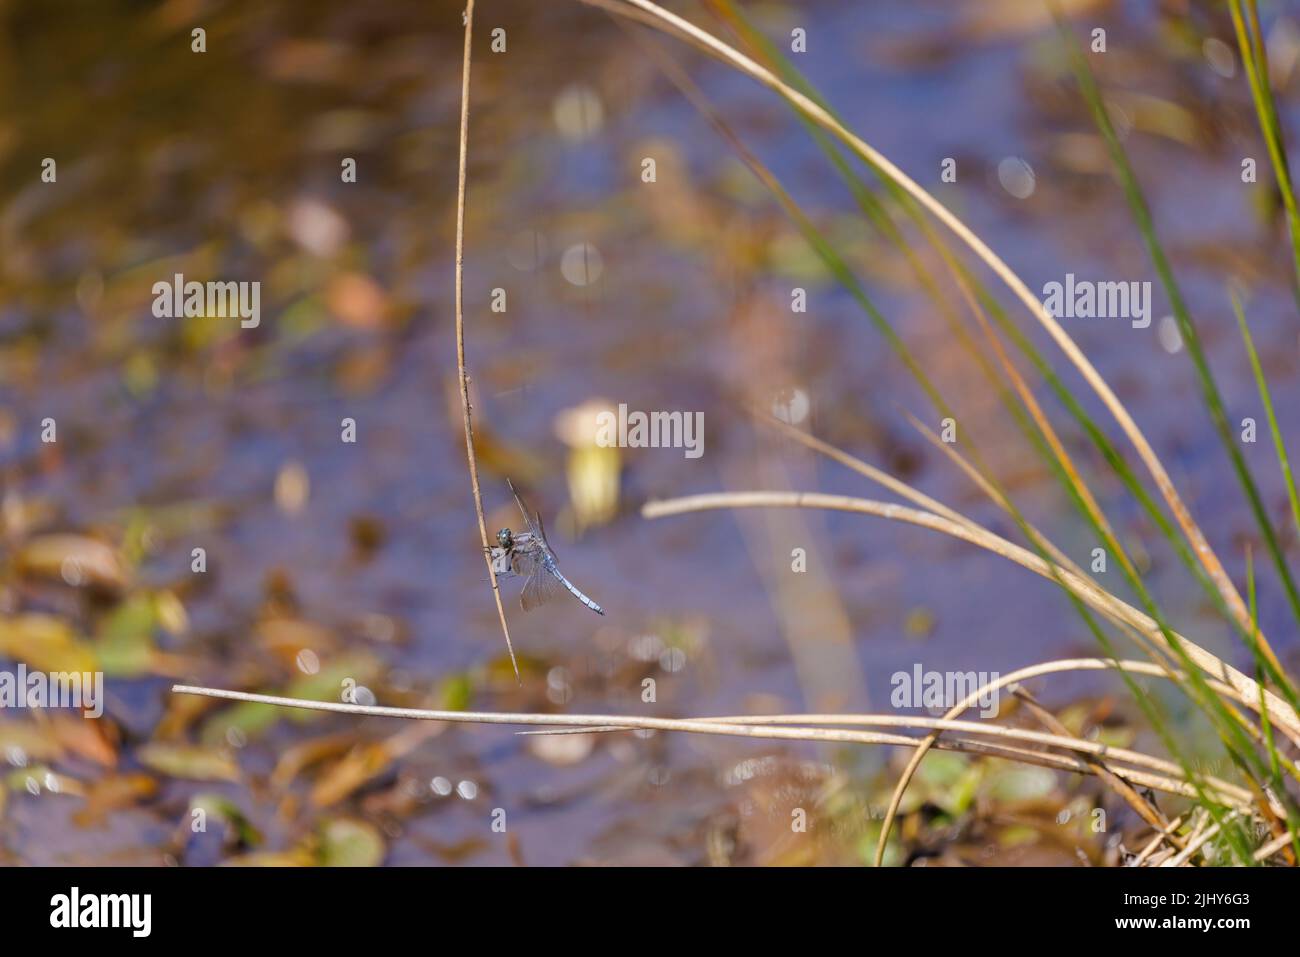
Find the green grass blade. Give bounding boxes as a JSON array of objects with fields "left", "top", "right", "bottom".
[
  {"left": 1061, "top": 14, "right": 1300, "bottom": 696},
  {"left": 1233, "top": 292, "right": 1300, "bottom": 546},
  {"left": 1230, "top": 0, "right": 1300, "bottom": 308}
]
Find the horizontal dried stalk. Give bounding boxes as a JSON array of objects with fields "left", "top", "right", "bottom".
[
  {"left": 169, "top": 684, "right": 1255, "bottom": 811},
  {"left": 642, "top": 491, "right": 1300, "bottom": 743}
]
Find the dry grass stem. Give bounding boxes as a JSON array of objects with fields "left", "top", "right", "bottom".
[
  {"left": 1253, "top": 829, "right": 1296, "bottom": 862},
  {"left": 1013, "top": 685, "right": 1179, "bottom": 844},
  {"left": 1129, "top": 814, "right": 1187, "bottom": 866},
  {"left": 1162, "top": 814, "right": 1237, "bottom": 867},
  {"left": 642, "top": 491, "right": 1300, "bottom": 743},
  {"left": 169, "top": 684, "right": 1257, "bottom": 811},
  {"left": 454, "top": 0, "right": 519, "bottom": 681}
]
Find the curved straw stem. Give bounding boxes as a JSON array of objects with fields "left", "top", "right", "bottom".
[
  {"left": 642, "top": 492, "right": 1300, "bottom": 745},
  {"left": 897, "top": 415, "right": 1198, "bottom": 685},
  {"left": 529, "top": 657, "right": 1261, "bottom": 819},
  {"left": 870, "top": 658, "right": 1257, "bottom": 868},
  {"left": 684, "top": 716, "right": 1246, "bottom": 801},
  {"left": 581, "top": 0, "right": 1262, "bottom": 696},
  {"left": 901, "top": 412, "right": 1092, "bottom": 579},
  {"left": 454, "top": 0, "right": 518, "bottom": 681},
  {"left": 535, "top": 711, "right": 1245, "bottom": 795},
  {"left": 787, "top": 417, "right": 1289, "bottom": 855},
  {"left": 170, "top": 684, "right": 1253, "bottom": 811},
  {"left": 763, "top": 413, "right": 1183, "bottom": 675}
]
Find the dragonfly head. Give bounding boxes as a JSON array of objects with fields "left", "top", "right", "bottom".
[{"left": 496, "top": 528, "right": 513, "bottom": 549}]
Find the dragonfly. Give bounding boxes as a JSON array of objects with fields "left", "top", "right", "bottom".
[{"left": 489, "top": 480, "right": 605, "bottom": 616}]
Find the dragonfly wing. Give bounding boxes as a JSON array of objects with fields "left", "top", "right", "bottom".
[
  {"left": 520, "top": 564, "right": 565, "bottom": 611},
  {"left": 505, "top": 480, "right": 556, "bottom": 555},
  {"left": 533, "top": 511, "right": 557, "bottom": 559},
  {"left": 507, "top": 479, "right": 535, "bottom": 527},
  {"left": 510, "top": 545, "right": 543, "bottom": 578}
]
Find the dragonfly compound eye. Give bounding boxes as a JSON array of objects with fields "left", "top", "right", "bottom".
[{"left": 496, "top": 528, "right": 512, "bottom": 548}]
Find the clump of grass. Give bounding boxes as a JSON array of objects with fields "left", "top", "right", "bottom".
[
  {"left": 585, "top": 0, "right": 1300, "bottom": 864},
  {"left": 686, "top": 0, "right": 1297, "bottom": 862}
]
